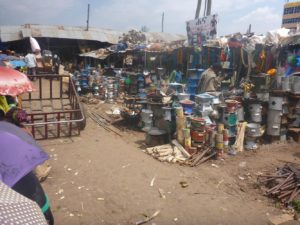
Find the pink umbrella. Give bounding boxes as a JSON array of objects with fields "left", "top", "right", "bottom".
[{"left": 0, "top": 66, "right": 35, "bottom": 96}]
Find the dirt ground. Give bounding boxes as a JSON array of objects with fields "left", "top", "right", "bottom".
[{"left": 39, "top": 102, "right": 300, "bottom": 225}]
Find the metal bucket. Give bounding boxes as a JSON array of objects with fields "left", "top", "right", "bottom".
[
  {"left": 267, "top": 109, "right": 282, "bottom": 136},
  {"left": 246, "top": 123, "right": 261, "bottom": 137},
  {"left": 249, "top": 104, "right": 262, "bottom": 123}
]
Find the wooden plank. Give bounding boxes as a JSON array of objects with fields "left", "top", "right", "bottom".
[{"left": 172, "top": 140, "right": 191, "bottom": 158}]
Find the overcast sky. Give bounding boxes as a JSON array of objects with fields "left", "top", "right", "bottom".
[{"left": 0, "top": 0, "right": 284, "bottom": 36}]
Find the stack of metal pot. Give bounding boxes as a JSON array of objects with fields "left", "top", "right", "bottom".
[
  {"left": 245, "top": 101, "right": 263, "bottom": 149},
  {"left": 141, "top": 109, "right": 153, "bottom": 132},
  {"left": 221, "top": 100, "right": 240, "bottom": 138},
  {"left": 106, "top": 82, "right": 114, "bottom": 103},
  {"left": 105, "top": 78, "right": 119, "bottom": 103},
  {"left": 194, "top": 93, "right": 214, "bottom": 118},
  {"left": 190, "top": 117, "right": 206, "bottom": 148},
  {"left": 245, "top": 123, "right": 262, "bottom": 150},
  {"left": 267, "top": 95, "right": 288, "bottom": 140},
  {"left": 292, "top": 99, "right": 300, "bottom": 127}
]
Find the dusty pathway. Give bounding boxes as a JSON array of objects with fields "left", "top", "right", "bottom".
[{"left": 40, "top": 117, "right": 300, "bottom": 225}]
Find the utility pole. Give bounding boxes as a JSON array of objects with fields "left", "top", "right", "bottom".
[
  {"left": 162, "top": 12, "right": 164, "bottom": 32},
  {"left": 203, "top": 0, "right": 207, "bottom": 17},
  {"left": 247, "top": 24, "right": 252, "bottom": 34},
  {"left": 195, "top": 0, "right": 202, "bottom": 19},
  {"left": 206, "top": 0, "right": 212, "bottom": 16},
  {"left": 86, "top": 4, "right": 90, "bottom": 31}
]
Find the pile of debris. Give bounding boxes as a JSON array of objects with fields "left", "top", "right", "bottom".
[
  {"left": 186, "top": 147, "right": 217, "bottom": 167},
  {"left": 258, "top": 163, "right": 300, "bottom": 205},
  {"left": 119, "top": 29, "right": 146, "bottom": 46}
]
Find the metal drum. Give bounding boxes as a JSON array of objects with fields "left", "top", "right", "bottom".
[
  {"left": 282, "top": 77, "right": 291, "bottom": 92},
  {"left": 248, "top": 104, "right": 262, "bottom": 123},
  {"left": 246, "top": 123, "right": 261, "bottom": 137},
  {"left": 291, "top": 75, "right": 300, "bottom": 94},
  {"left": 267, "top": 109, "right": 282, "bottom": 136},
  {"left": 269, "top": 96, "right": 285, "bottom": 111}
]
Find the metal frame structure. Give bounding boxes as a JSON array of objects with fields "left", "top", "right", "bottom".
[{"left": 22, "top": 74, "right": 85, "bottom": 140}]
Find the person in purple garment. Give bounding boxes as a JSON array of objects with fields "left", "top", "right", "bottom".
[{"left": 0, "top": 121, "right": 54, "bottom": 224}]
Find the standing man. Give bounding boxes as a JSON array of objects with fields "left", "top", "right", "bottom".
[
  {"left": 210, "top": 14, "right": 217, "bottom": 39},
  {"left": 197, "top": 63, "right": 223, "bottom": 93},
  {"left": 52, "top": 54, "right": 61, "bottom": 74},
  {"left": 24, "top": 52, "right": 37, "bottom": 81}
]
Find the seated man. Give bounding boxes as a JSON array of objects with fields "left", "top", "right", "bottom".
[{"left": 197, "top": 63, "right": 224, "bottom": 93}]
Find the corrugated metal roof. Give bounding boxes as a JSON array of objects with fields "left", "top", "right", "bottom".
[
  {"left": 0, "top": 24, "right": 122, "bottom": 44},
  {"left": 0, "top": 24, "right": 186, "bottom": 44}
]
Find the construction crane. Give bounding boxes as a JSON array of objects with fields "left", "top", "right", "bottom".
[{"left": 195, "top": 0, "right": 212, "bottom": 19}]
